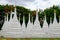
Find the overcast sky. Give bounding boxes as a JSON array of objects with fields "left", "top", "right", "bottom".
[{"left": 0, "top": 0, "right": 60, "bottom": 10}]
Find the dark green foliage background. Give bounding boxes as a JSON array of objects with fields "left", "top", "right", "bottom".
[{"left": 0, "top": 4, "right": 60, "bottom": 29}]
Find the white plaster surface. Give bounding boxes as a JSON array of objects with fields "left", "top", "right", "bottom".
[{"left": 0, "top": 9, "right": 60, "bottom": 38}]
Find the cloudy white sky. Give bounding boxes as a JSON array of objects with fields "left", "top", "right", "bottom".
[{"left": 0, "top": 0, "right": 60, "bottom": 10}]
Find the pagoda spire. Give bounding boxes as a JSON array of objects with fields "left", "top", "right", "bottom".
[
  {"left": 33, "top": 9, "right": 41, "bottom": 30},
  {"left": 22, "top": 15, "right": 26, "bottom": 29},
  {"left": 52, "top": 10, "right": 58, "bottom": 27},
  {"left": 27, "top": 13, "right": 33, "bottom": 30},
  {"left": 28, "top": 13, "right": 31, "bottom": 24},
  {"left": 49, "top": 17, "right": 53, "bottom": 27},
  {"left": 43, "top": 15, "right": 48, "bottom": 28},
  {"left": 53, "top": 12, "right": 57, "bottom": 24}
]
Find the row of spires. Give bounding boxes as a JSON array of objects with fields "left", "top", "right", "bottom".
[
  {"left": 1, "top": 5, "right": 60, "bottom": 38},
  {"left": 3, "top": 7, "right": 60, "bottom": 28}
]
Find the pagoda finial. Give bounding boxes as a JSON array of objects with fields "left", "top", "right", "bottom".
[{"left": 29, "top": 13, "right": 30, "bottom": 22}]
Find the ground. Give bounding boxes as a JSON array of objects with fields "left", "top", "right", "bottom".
[{"left": 0, "top": 38, "right": 60, "bottom": 40}]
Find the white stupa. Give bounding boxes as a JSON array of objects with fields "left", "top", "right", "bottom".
[
  {"left": 33, "top": 10, "right": 41, "bottom": 30},
  {"left": 27, "top": 13, "right": 33, "bottom": 30},
  {"left": 49, "top": 10, "right": 58, "bottom": 28},
  {"left": 50, "top": 12, "right": 59, "bottom": 28},
  {"left": 49, "top": 17, "right": 52, "bottom": 27},
  {"left": 43, "top": 15, "right": 48, "bottom": 28},
  {"left": 21, "top": 15, "right": 27, "bottom": 38},
  {"left": 9, "top": 11, "right": 14, "bottom": 21},
  {"left": 42, "top": 15, "right": 49, "bottom": 37},
  {"left": 0, "top": 13, "right": 9, "bottom": 37},
  {"left": 43, "top": 15, "right": 48, "bottom": 31},
  {"left": 1, "top": 12, "right": 11, "bottom": 32},
  {"left": 22, "top": 15, "right": 26, "bottom": 30},
  {"left": 28, "top": 10, "right": 46, "bottom": 38},
  {"left": 1, "top": 6, "right": 23, "bottom": 38},
  {"left": 48, "top": 11, "right": 60, "bottom": 38},
  {"left": 26, "top": 13, "right": 34, "bottom": 37},
  {"left": 2, "top": 14, "right": 9, "bottom": 29}
]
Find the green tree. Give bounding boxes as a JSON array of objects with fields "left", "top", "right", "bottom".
[
  {"left": 0, "top": 5, "right": 5, "bottom": 30},
  {"left": 16, "top": 6, "right": 31, "bottom": 27}
]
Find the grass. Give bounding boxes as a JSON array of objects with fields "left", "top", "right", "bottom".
[{"left": 0, "top": 38, "right": 60, "bottom": 40}]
